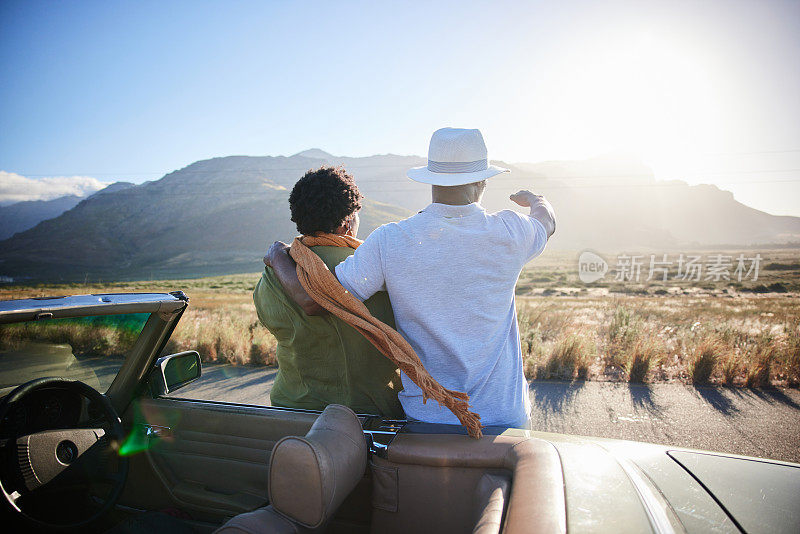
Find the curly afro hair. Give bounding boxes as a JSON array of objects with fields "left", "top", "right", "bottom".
[{"left": 289, "top": 166, "right": 363, "bottom": 236}]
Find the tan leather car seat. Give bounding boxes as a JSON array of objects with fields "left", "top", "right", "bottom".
[{"left": 215, "top": 404, "right": 367, "bottom": 534}]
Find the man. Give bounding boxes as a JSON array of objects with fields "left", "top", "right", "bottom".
[
  {"left": 267, "top": 128, "right": 555, "bottom": 428},
  {"left": 255, "top": 166, "right": 404, "bottom": 418}
]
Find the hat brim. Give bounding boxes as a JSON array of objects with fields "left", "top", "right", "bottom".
[{"left": 406, "top": 164, "right": 509, "bottom": 186}]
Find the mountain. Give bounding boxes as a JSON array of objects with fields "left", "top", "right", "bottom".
[
  {"left": 493, "top": 157, "right": 800, "bottom": 249},
  {"left": 293, "top": 148, "right": 335, "bottom": 159},
  {"left": 276, "top": 152, "right": 800, "bottom": 250},
  {"left": 0, "top": 182, "right": 136, "bottom": 240},
  {"left": 0, "top": 195, "right": 84, "bottom": 240},
  {"left": 0, "top": 163, "right": 407, "bottom": 281},
  {"left": 90, "top": 181, "right": 136, "bottom": 197},
  {"left": 0, "top": 152, "right": 797, "bottom": 282}
]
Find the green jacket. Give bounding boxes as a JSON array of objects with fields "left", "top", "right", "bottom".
[{"left": 253, "top": 245, "right": 404, "bottom": 417}]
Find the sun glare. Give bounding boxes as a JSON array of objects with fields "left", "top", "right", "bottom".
[{"left": 521, "top": 29, "right": 729, "bottom": 180}]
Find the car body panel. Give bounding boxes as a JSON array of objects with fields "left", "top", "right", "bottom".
[
  {"left": 522, "top": 431, "right": 741, "bottom": 533},
  {"left": 669, "top": 451, "right": 800, "bottom": 534},
  {"left": 554, "top": 440, "right": 656, "bottom": 533}
]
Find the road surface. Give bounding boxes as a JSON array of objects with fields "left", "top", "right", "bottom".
[{"left": 174, "top": 363, "right": 800, "bottom": 463}]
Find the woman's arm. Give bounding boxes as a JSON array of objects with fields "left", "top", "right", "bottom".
[{"left": 264, "top": 241, "right": 327, "bottom": 316}]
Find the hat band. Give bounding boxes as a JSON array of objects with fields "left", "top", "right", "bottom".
[{"left": 427, "top": 159, "right": 488, "bottom": 173}]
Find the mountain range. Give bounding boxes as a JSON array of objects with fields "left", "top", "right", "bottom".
[
  {"left": 0, "top": 182, "right": 135, "bottom": 240},
  {"left": 0, "top": 151, "right": 798, "bottom": 282}
]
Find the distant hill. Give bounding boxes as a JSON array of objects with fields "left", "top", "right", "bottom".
[
  {"left": 0, "top": 182, "right": 135, "bottom": 240},
  {"left": 284, "top": 151, "right": 800, "bottom": 250},
  {"left": 0, "top": 195, "right": 83, "bottom": 240},
  {"left": 89, "top": 181, "right": 136, "bottom": 198},
  {"left": 0, "top": 152, "right": 798, "bottom": 282},
  {"left": 0, "top": 164, "right": 406, "bottom": 282}
]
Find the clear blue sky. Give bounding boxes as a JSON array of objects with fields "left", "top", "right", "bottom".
[{"left": 1, "top": 0, "right": 799, "bottom": 214}]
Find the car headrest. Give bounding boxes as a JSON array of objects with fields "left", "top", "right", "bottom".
[{"left": 268, "top": 404, "right": 367, "bottom": 529}]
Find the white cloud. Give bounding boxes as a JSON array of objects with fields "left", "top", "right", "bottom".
[{"left": 0, "top": 171, "right": 110, "bottom": 205}]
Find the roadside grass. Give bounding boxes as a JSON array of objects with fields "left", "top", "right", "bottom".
[
  {"left": 164, "top": 306, "right": 277, "bottom": 366},
  {"left": 533, "top": 332, "right": 595, "bottom": 380},
  {"left": 625, "top": 340, "right": 658, "bottom": 383},
  {"left": 778, "top": 322, "right": 800, "bottom": 386},
  {"left": 689, "top": 339, "right": 722, "bottom": 384},
  {"left": 745, "top": 344, "right": 774, "bottom": 388},
  {"left": 516, "top": 295, "right": 799, "bottom": 387},
  {"left": 721, "top": 355, "right": 741, "bottom": 386},
  {"left": 0, "top": 315, "right": 145, "bottom": 357},
  {"left": 2, "top": 257, "right": 798, "bottom": 388}
]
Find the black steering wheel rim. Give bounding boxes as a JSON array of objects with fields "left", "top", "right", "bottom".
[{"left": 0, "top": 377, "right": 130, "bottom": 530}]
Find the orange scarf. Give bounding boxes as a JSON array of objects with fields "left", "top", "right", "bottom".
[{"left": 289, "top": 232, "right": 483, "bottom": 438}]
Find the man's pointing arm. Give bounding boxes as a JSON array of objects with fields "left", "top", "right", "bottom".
[{"left": 510, "top": 190, "right": 556, "bottom": 237}]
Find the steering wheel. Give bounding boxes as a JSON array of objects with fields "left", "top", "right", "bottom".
[{"left": 0, "top": 377, "right": 129, "bottom": 530}]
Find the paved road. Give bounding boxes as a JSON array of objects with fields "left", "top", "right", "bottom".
[
  {"left": 529, "top": 381, "right": 800, "bottom": 464},
  {"left": 175, "top": 364, "right": 800, "bottom": 464}
]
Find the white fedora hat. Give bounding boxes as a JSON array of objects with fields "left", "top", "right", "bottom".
[{"left": 407, "top": 127, "right": 509, "bottom": 186}]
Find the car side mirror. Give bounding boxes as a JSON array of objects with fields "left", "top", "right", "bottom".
[{"left": 149, "top": 350, "right": 202, "bottom": 397}]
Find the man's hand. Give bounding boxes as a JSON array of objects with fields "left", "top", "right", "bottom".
[
  {"left": 510, "top": 190, "right": 556, "bottom": 238},
  {"left": 510, "top": 190, "right": 539, "bottom": 207},
  {"left": 264, "top": 241, "right": 290, "bottom": 268}
]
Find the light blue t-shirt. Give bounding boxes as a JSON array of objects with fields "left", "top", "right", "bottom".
[{"left": 335, "top": 202, "right": 548, "bottom": 428}]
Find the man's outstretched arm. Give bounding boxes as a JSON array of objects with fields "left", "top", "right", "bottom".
[
  {"left": 263, "top": 241, "right": 327, "bottom": 316},
  {"left": 510, "top": 190, "right": 556, "bottom": 237}
]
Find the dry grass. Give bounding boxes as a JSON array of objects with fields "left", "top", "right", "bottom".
[
  {"left": 778, "top": 322, "right": 800, "bottom": 386},
  {"left": 0, "top": 277, "right": 276, "bottom": 367},
  {"left": 626, "top": 339, "right": 661, "bottom": 383},
  {"left": 689, "top": 339, "right": 722, "bottom": 384},
  {"left": 517, "top": 293, "right": 799, "bottom": 387},
  {"left": 534, "top": 332, "right": 594, "bottom": 380},
  {"left": 745, "top": 345, "right": 774, "bottom": 388},
  {"left": 0, "top": 315, "right": 145, "bottom": 358},
  {"left": 164, "top": 307, "right": 277, "bottom": 366},
  {"left": 1, "top": 256, "right": 798, "bottom": 388}
]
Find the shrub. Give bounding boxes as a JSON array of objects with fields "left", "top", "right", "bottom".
[
  {"left": 538, "top": 333, "right": 594, "bottom": 380},
  {"left": 610, "top": 305, "right": 648, "bottom": 338},
  {"left": 626, "top": 339, "right": 662, "bottom": 383},
  {"left": 250, "top": 325, "right": 277, "bottom": 365},
  {"left": 778, "top": 323, "right": 800, "bottom": 387},
  {"left": 689, "top": 340, "right": 721, "bottom": 384},
  {"left": 609, "top": 306, "right": 635, "bottom": 344},
  {"left": 745, "top": 347, "right": 774, "bottom": 388},
  {"left": 605, "top": 307, "right": 647, "bottom": 371},
  {"left": 721, "top": 354, "right": 741, "bottom": 386},
  {"left": 522, "top": 326, "right": 542, "bottom": 356},
  {"left": 521, "top": 329, "right": 546, "bottom": 380}
]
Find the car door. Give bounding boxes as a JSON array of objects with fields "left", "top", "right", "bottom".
[{"left": 117, "top": 391, "right": 319, "bottom": 525}]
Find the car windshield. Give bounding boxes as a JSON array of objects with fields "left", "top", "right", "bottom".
[{"left": 0, "top": 313, "right": 149, "bottom": 396}]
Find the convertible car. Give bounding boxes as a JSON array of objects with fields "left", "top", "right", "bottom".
[{"left": 0, "top": 292, "right": 798, "bottom": 533}]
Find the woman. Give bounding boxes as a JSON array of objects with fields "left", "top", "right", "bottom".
[{"left": 254, "top": 166, "right": 403, "bottom": 417}]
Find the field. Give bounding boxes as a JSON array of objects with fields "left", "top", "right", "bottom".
[{"left": 2, "top": 248, "right": 798, "bottom": 388}]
